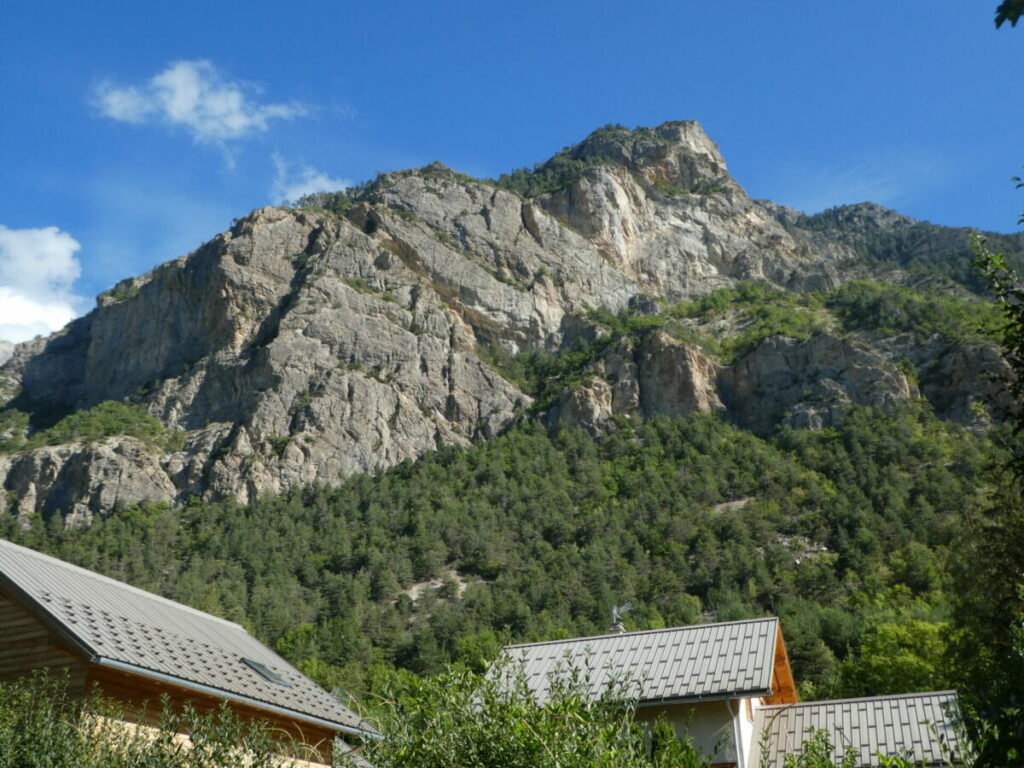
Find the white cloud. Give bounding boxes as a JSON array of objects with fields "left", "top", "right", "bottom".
[
  {"left": 0, "top": 225, "right": 85, "bottom": 343},
  {"left": 271, "top": 154, "right": 350, "bottom": 204},
  {"left": 93, "top": 60, "right": 305, "bottom": 144}
]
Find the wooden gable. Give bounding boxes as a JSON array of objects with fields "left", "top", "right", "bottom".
[
  {"left": 762, "top": 625, "right": 798, "bottom": 705},
  {"left": 0, "top": 587, "right": 88, "bottom": 695}
]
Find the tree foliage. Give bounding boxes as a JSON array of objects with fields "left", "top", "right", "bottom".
[
  {"left": 973, "top": 241, "right": 1024, "bottom": 449},
  {"left": 797, "top": 206, "right": 1024, "bottom": 294},
  {"left": 945, "top": 240, "right": 1024, "bottom": 766},
  {"left": 359, "top": 663, "right": 708, "bottom": 768},
  {"left": 2, "top": 405, "right": 994, "bottom": 707},
  {"left": 0, "top": 400, "right": 184, "bottom": 454},
  {"left": 826, "top": 280, "right": 1002, "bottom": 345},
  {"left": 996, "top": 0, "right": 1024, "bottom": 27}
]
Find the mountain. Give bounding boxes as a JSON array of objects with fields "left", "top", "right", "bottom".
[{"left": 0, "top": 121, "right": 1014, "bottom": 524}]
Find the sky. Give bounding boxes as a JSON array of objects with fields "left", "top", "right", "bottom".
[{"left": 0, "top": 0, "right": 1021, "bottom": 342}]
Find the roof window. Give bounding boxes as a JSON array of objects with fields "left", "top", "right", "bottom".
[{"left": 242, "top": 658, "right": 293, "bottom": 687}]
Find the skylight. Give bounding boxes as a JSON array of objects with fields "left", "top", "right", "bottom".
[{"left": 242, "top": 657, "right": 293, "bottom": 687}]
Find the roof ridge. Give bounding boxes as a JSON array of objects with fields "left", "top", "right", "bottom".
[
  {"left": 0, "top": 538, "right": 244, "bottom": 630},
  {"left": 759, "top": 690, "right": 959, "bottom": 711},
  {"left": 504, "top": 616, "right": 779, "bottom": 651}
]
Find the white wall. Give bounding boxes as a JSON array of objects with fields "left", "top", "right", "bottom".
[
  {"left": 736, "top": 697, "right": 758, "bottom": 768},
  {"left": 635, "top": 700, "right": 737, "bottom": 764}
]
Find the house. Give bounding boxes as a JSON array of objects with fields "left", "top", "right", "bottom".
[
  {"left": 501, "top": 617, "right": 964, "bottom": 767},
  {"left": 753, "top": 690, "right": 963, "bottom": 767},
  {"left": 0, "top": 538, "right": 378, "bottom": 767}
]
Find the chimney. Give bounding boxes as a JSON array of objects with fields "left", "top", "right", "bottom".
[{"left": 609, "top": 600, "right": 632, "bottom": 634}]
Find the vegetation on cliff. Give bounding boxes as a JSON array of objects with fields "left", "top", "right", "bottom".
[{"left": 0, "top": 401, "right": 183, "bottom": 454}]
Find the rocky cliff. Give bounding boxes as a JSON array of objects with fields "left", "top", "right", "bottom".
[{"left": 0, "top": 121, "right": 1011, "bottom": 523}]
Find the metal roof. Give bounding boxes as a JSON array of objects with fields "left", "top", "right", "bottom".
[
  {"left": 501, "top": 617, "right": 779, "bottom": 704},
  {"left": 0, "top": 538, "right": 376, "bottom": 738},
  {"left": 751, "top": 691, "right": 964, "bottom": 767}
]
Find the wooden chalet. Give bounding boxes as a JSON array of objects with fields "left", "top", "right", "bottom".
[
  {"left": 0, "top": 538, "right": 378, "bottom": 766},
  {"left": 502, "top": 618, "right": 964, "bottom": 767}
]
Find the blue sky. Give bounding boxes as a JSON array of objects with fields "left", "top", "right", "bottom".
[{"left": 0, "top": 0, "right": 1021, "bottom": 341}]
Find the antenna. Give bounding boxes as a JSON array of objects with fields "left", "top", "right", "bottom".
[{"left": 609, "top": 600, "right": 633, "bottom": 634}]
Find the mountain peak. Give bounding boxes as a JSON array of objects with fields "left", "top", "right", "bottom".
[
  {"left": 494, "top": 120, "right": 731, "bottom": 198},
  {"left": 564, "top": 121, "right": 728, "bottom": 187}
]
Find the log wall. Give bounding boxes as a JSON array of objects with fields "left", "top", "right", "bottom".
[
  {"left": 87, "top": 664, "right": 336, "bottom": 766},
  {"left": 0, "top": 588, "right": 87, "bottom": 697}
]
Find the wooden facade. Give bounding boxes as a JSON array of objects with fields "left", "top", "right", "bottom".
[
  {"left": 762, "top": 626, "right": 798, "bottom": 706},
  {"left": 86, "top": 664, "right": 336, "bottom": 765},
  {"left": 0, "top": 590, "right": 87, "bottom": 695}
]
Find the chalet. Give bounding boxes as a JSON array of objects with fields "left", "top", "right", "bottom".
[
  {"left": 0, "top": 539, "right": 378, "bottom": 767},
  {"left": 502, "top": 617, "right": 964, "bottom": 767}
]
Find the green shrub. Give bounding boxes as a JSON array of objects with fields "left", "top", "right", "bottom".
[
  {"left": 267, "top": 435, "right": 292, "bottom": 457},
  {"left": 775, "top": 729, "right": 861, "bottom": 768},
  {"left": 361, "top": 663, "right": 709, "bottom": 768},
  {"left": 0, "top": 672, "right": 302, "bottom": 767},
  {"left": 0, "top": 408, "right": 29, "bottom": 452},
  {"left": 102, "top": 281, "right": 141, "bottom": 303},
  {"left": 666, "top": 282, "right": 827, "bottom": 361}
]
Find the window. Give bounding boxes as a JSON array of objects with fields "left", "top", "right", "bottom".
[{"left": 242, "top": 657, "right": 293, "bottom": 687}]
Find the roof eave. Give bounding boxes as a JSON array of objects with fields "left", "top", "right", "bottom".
[
  {"left": 91, "top": 657, "right": 381, "bottom": 741},
  {"left": 634, "top": 688, "right": 772, "bottom": 708}
]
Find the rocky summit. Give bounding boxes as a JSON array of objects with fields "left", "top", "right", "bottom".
[{"left": 0, "top": 121, "right": 1013, "bottom": 523}]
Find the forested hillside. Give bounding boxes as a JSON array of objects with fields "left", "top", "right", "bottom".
[{"left": 2, "top": 403, "right": 1008, "bottom": 709}]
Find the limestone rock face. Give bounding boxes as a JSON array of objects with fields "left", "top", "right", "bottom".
[
  {"left": 547, "top": 332, "right": 725, "bottom": 434},
  {"left": 544, "top": 331, "right": 920, "bottom": 436},
  {"left": 721, "top": 334, "right": 916, "bottom": 433},
  {"left": 2, "top": 204, "right": 532, "bottom": 520},
  {"left": 0, "top": 439, "right": 177, "bottom": 525},
  {"left": 537, "top": 123, "right": 850, "bottom": 300},
  {"left": 0, "top": 120, "right": 1010, "bottom": 519},
  {"left": 636, "top": 331, "right": 725, "bottom": 418},
  {"left": 881, "top": 334, "right": 1016, "bottom": 429}
]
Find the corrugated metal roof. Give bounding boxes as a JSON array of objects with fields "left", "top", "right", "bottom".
[
  {"left": 501, "top": 618, "right": 778, "bottom": 704},
  {"left": 0, "top": 538, "right": 376, "bottom": 737},
  {"left": 751, "top": 691, "right": 964, "bottom": 767}
]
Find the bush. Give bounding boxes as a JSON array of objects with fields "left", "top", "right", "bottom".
[
  {"left": 0, "top": 672, "right": 303, "bottom": 767},
  {"left": 359, "top": 663, "right": 709, "bottom": 768}
]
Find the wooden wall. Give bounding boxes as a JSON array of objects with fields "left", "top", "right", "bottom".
[
  {"left": 0, "top": 588, "right": 87, "bottom": 697},
  {"left": 763, "top": 627, "right": 798, "bottom": 705},
  {"left": 86, "top": 664, "right": 336, "bottom": 766}
]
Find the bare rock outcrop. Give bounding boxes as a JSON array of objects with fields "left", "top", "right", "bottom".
[
  {"left": 546, "top": 330, "right": 918, "bottom": 436},
  {"left": 0, "top": 439, "right": 177, "bottom": 525},
  {"left": 537, "top": 122, "right": 851, "bottom": 300},
  {"left": 880, "top": 334, "right": 1016, "bottom": 430},
  {"left": 2, "top": 204, "right": 533, "bottom": 520},
  {"left": 0, "top": 120, "right": 1007, "bottom": 520},
  {"left": 548, "top": 332, "right": 725, "bottom": 434},
  {"left": 721, "top": 334, "right": 916, "bottom": 433}
]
